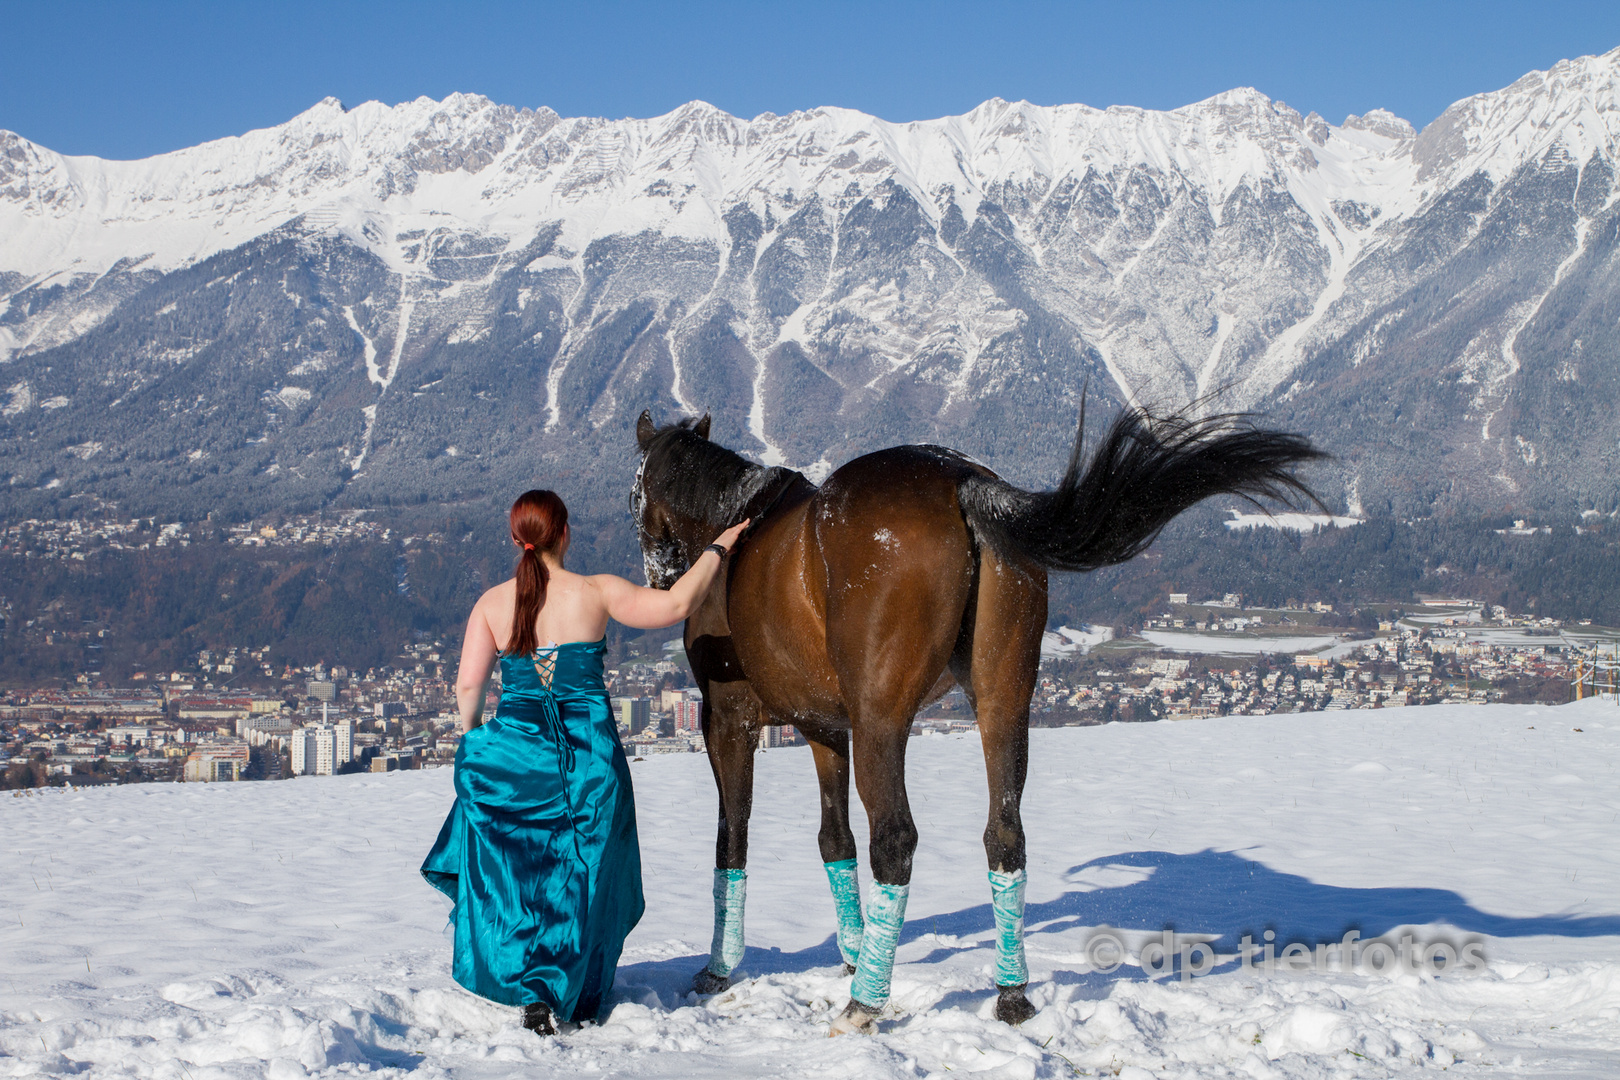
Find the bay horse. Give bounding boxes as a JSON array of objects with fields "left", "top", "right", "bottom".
[{"left": 630, "top": 405, "right": 1323, "bottom": 1034}]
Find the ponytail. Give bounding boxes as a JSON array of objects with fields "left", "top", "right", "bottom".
[{"left": 507, "top": 489, "right": 568, "bottom": 656}]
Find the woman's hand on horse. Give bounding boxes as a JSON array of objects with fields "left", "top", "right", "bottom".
[
  {"left": 597, "top": 518, "right": 749, "bottom": 629},
  {"left": 713, "top": 518, "right": 750, "bottom": 553}
]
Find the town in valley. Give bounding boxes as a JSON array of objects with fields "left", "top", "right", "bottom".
[{"left": 5, "top": 573, "right": 1610, "bottom": 789}]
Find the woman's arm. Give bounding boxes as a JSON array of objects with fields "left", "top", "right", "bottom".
[
  {"left": 455, "top": 599, "right": 500, "bottom": 732},
  {"left": 596, "top": 519, "right": 750, "bottom": 630}
]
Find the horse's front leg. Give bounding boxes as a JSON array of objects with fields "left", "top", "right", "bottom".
[
  {"left": 694, "top": 687, "right": 758, "bottom": 994},
  {"left": 807, "top": 727, "right": 862, "bottom": 972},
  {"left": 830, "top": 719, "right": 917, "bottom": 1035}
]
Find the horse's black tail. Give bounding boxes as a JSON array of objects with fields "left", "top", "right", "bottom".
[{"left": 957, "top": 403, "right": 1328, "bottom": 573}]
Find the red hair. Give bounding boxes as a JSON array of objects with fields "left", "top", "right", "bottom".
[{"left": 507, "top": 490, "right": 568, "bottom": 656}]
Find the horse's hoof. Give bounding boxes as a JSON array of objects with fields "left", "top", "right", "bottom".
[
  {"left": 842, "top": 962, "right": 856, "bottom": 976},
  {"left": 828, "top": 998, "right": 880, "bottom": 1036},
  {"left": 692, "top": 968, "right": 730, "bottom": 995},
  {"left": 995, "top": 984, "right": 1037, "bottom": 1026},
  {"left": 522, "top": 1002, "right": 557, "bottom": 1035}
]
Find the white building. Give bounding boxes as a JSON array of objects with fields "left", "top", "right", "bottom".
[
  {"left": 237, "top": 714, "right": 293, "bottom": 744},
  {"left": 287, "top": 703, "right": 354, "bottom": 778},
  {"left": 290, "top": 725, "right": 333, "bottom": 775},
  {"left": 290, "top": 728, "right": 313, "bottom": 775},
  {"left": 314, "top": 727, "right": 335, "bottom": 774}
]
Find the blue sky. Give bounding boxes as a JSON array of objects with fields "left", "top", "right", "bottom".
[{"left": 5, "top": 0, "right": 1620, "bottom": 160}]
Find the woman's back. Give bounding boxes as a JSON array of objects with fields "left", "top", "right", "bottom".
[
  {"left": 479, "top": 568, "right": 610, "bottom": 653},
  {"left": 496, "top": 637, "right": 608, "bottom": 708}
]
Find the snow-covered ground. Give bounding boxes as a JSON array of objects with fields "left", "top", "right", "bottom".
[
  {"left": 1140, "top": 630, "right": 1339, "bottom": 656},
  {"left": 1221, "top": 513, "right": 1365, "bottom": 533},
  {"left": 1040, "top": 625, "right": 1116, "bottom": 659},
  {"left": 5, "top": 701, "right": 1620, "bottom": 1079}
]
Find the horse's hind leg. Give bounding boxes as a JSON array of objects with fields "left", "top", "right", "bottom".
[
  {"left": 807, "top": 728, "right": 862, "bottom": 972},
  {"left": 694, "top": 690, "right": 759, "bottom": 994},
  {"left": 829, "top": 719, "right": 919, "bottom": 1035},
  {"left": 953, "top": 550, "right": 1046, "bottom": 1025}
]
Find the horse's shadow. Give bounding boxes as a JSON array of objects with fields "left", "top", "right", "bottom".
[{"left": 615, "top": 848, "right": 1620, "bottom": 1007}]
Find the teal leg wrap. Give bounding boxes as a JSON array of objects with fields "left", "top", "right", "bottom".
[
  {"left": 824, "top": 859, "right": 865, "bottom": 967},
  {"left": 988, "top": 868, "right": 1029, "bottom": 986},
  {"left": 706, "top": 868, "right": 747, "bottom": 977},
  {"left": 849, "top": 881, "right": 909, "bottom": 1007}
]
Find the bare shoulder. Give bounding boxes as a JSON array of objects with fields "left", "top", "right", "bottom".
[
  {"left": 481, "top": 578, "right": 515, "bottom": 603},
  {"left": 475, "top": 579, "right": 515, "bottom": 616},
  {"left": 585, "top": 572, "right": 635, "bottom": 595}
]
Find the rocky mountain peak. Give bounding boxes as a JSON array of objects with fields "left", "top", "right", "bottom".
[
  {"left": 4, "top": 54, "right": 1620, "bottom": 526},
  {"left": 1413, "top": 46, "right": 1620, "bottom": 184},
  {"left": 1341, "top": 109, "right": 1414, "bottom": 142}
]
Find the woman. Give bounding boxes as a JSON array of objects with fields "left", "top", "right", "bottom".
[{"left": 422, "top": 489, "right": 747, "bottom": 1034}]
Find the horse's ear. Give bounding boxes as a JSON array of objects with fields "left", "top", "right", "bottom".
[
  {"left": 636, "top": 410, "right": 657, "bottom": 449},
  {"left": 694, "top": 413, "right": 711, "bottom": 440}
]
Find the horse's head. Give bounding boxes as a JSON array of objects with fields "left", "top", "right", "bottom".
[
  {"left": 631, "top": 410, "right": 712, "bottom": 590},
  {"left": 632, "top": 409, "right": 804, "bottom": 590}
]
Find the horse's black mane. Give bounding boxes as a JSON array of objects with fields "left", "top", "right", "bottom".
[{"left": 642, "top": 418, "right": 804, "bottom": 528}]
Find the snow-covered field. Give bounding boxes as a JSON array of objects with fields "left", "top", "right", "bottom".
[
  {"left": 5, "top": 701, "right": 1620, "bottom": 1079},
  {"left": 1041, "top": 625, "right": 1116, "bottom": 659},
  {"left": 1221, "top": 513, "right": 1365, "bottom": 533},
  {"left": 1139, "top": 631, "right": 1340, "bottom": 656}
]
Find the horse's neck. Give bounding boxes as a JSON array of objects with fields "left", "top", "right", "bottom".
[
  {"left": 718, "top": 464, "right": 778, "bottom": 519},
  {"left": 727, "top": 465, "right": 807, "bottom": 523}
]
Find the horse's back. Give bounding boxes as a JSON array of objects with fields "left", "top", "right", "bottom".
[
  {"left": 809, "top": 444, "right": 990, "bottom": 579},
  {"left": 814, "top": 445, "right": 986, "bottom": 524}
]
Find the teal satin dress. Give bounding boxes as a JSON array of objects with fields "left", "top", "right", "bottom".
[{"left": 421, "top": 637, "right": 644, "bottom": 1022}]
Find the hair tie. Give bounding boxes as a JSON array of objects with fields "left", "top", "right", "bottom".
[{"left": 524, "top": 542, "right": 535, "bottom": 551}]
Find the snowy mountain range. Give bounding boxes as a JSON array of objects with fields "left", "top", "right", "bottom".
[{"left": 4, "top": 47, "right": 1620, "bottom": 525}]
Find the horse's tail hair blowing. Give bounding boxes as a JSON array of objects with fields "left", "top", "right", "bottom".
[{"left": 957, "top": 403, "right": 1328, "bottom": 573}]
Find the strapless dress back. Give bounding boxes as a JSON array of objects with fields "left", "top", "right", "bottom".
[{"left": 422, "top": 637, "right": 643, "bottom": 1022}]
